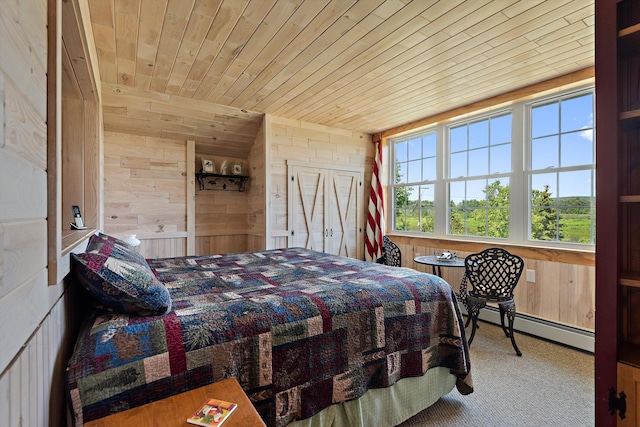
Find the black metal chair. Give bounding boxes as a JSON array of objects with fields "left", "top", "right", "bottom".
[
  {"left": 459, "top": 247, "right": 524, "bottom": 356},
  {"left": 381, "top": 236, "right": 402, "bottom": 267}
]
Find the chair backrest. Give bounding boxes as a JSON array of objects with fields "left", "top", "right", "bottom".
[
  {"left": 382, "top": 236, "right": 402, "bottom": 267},
  {"left": 463, "top": 247, "right": 524, "bottom": 301}
]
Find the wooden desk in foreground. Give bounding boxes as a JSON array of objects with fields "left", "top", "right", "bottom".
[{"left": 85, "top": 378, "right": 266, "bottom": 427}]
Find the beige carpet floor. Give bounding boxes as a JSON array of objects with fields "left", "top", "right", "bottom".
[{"left": 399, "top": 321, "right": 594, "bottom": 427}]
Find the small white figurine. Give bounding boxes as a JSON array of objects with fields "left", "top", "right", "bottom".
[{"left": 220, "top": 160, "right": 228, "bottom": 175}]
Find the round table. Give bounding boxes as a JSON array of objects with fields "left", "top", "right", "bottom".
[{"left": 414, "top": 255, "right": 465, "bottom": 277}]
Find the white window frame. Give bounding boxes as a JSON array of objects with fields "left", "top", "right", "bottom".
[{"left": 388, "top": 84, "right": 595, "bottom": 251}]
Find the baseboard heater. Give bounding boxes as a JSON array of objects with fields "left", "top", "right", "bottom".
[{"left": 461, "top": 306, "right": 594, "bottom": 353}]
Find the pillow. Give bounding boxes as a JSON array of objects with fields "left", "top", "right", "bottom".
[
  {"left": 86, "top": 233, "right": 148, "bottom": 267},
  {"left": 95, "top": 232, "right": 134, "bottom": 249},
  {"left": 71, "top": 252, "right": 172, "bottom": 316}
]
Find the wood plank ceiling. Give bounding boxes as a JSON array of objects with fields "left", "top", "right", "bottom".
[{"left": 87, "top": 0, "right": 594, "bottom": 157}]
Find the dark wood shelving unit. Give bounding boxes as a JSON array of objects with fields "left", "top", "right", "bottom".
[{"left": 597, "top": 1, "right": 640, "bottom": 424}]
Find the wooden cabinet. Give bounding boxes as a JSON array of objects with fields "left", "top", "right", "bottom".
[
  {"left": 595, "top": 0, "right": 640, "bottom": 425},
  {"left": 287, "top": 164, "right": 363, "bottom": 259}
]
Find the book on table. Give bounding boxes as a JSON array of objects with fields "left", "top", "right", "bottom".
[{"left": 187, "top": 398, "right": 238, "bottom": 426}]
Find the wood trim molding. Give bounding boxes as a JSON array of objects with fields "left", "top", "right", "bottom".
[
  {"left": 381, "top": 67, "right": 594, "bottom": 139},
  {"left": 388, "top": 234, "right": 594, "bottom": 266}
]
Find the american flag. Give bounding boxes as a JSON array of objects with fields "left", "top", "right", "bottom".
[{"left": 365, "top": 139, "right": 384, "bottom": 262}]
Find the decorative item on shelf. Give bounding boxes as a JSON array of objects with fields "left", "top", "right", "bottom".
[
  {"left": 220, "top": 160, "right": 228, "bottom": 175},
  {"left": 122, "top": 234, "right": 141, "bottom": 247},
  {"left": 201, "top": 158, "right": 215, "bottom": 173},
  {"left": 232, "top": 162, "right": 243, "bottom": 175}
]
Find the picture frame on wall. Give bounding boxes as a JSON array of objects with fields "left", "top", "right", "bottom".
[{"left": 202, "top": 158, "right": 215, "bottom": 173}]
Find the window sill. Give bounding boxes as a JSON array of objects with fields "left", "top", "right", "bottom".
[{"left": 386, "top": 234, "right": 594, "bottom": 266}]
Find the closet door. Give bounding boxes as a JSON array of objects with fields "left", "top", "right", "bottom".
[
  {"left": 288, "top": 167, "right": 327, "bottom": 251},
  {"left": 288, "top": 164, "right": 363, "bottom": 258},
  {"left": 327, "top": 170, "right": 361, "bottom": 258}
]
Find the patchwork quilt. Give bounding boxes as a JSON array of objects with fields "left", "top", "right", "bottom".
[{"left": 66, "top": 248, "right": 472, "bottom": 426}]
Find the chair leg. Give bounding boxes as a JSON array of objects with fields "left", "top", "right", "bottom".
[
  {"left": 466, "top": 301, "right": 483, "bottom": 346},
  {"left": 500, "top": 302, "right": 522, "bottom": 356},
  {"left": 498, "top": 305, "right": 510, "bottom": 338}
]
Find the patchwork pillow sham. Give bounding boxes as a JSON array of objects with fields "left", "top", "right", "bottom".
[
  {"left": 85, "top": 233, "right": 148, "bottom": 267},
  {"left": 94, "top": 232, "right": 134, "bottom": 249},
  {"left": 71, "top": 251, "right": 171, "bottom": 316}
]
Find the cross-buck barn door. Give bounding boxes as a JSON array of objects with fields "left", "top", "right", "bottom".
[
  {"left": 327, "top": 170, "right": 361, "bottom": 258},
  {"left": 288, "top": 164, "right": 363, "bottom": 259},
  {"left": 288, "top": 167, "right": 327, "bottom": 252}
]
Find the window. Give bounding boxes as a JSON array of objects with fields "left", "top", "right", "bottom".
[
  {"left": 528, "top": 92, "right": 595, "bottom": 244},
  {"left": 389, "top": 86, "right": 595, "bottom": 248},
  {"left": 448, "top": 112, "right": 512, "bottom": 238},
  {"left": 393, "top": 132, "right": 436, "bottom": 232}
]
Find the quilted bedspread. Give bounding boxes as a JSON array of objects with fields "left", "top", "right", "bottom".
[{"left": 66, "top": 248, "right": 472, "bottom": 426}]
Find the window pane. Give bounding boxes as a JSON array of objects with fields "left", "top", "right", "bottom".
[
  {"left": 531, "top": 173, "right": 557, "bottom": 207},
  {"left": 561, "top": 131, "right": 593, "bottom": 167},
  {"left": 395, "top": 208, "right": 408, "bottom": 231},
  {"left": 394, "top": 186, "right": 411, "bottom": 208},
  {"left": 408, "top": 138, "right": 421, "bottom": 161},
  {"left": 468, "top": 148, "right": 488, "bottom": 176},
  {"left": 531, "top": 208, "right": 558, "bottom": 241},
  {"left": 450, "top": 152, "right": 467, "bottom": 178},
  {"left": 561, "top": 94, "right": 594, "bottom": 133},
  {"left": 490, "top": 144, "right": 510, "bottom": 174},
  {"left": 466, "top": 208, "right": 485, "bottom": 236},
  {"left": 491, "top": 114, "right": 512, "bottom": 145},
  {"left": 558, "top": 207, "right": 592, "bottom": 243},
  {"left": 467, "top": 179, "right": 485, "bottom": 202},
  {"left": 531, "top": 136, "right": 559, "bottom": 169},
  {"left": 422, "top": 157, "right": 436, "bottom": 181},
  {"left": 396, "top": 162, "right": 408, "bottom": 184},
  {"left": 420, "top": 185, "right": 434, "bottom": 233},
  {"left": 450, "top": 181, "right": 465, "bottom": 207},
  {"left": 469, "top": 120, "right": 488, "bottom": 149},
  {"left": 449, "top": 208, "right": 464, "bottom": 235},
  {"left": 423, "top": 134, "right": 436, "bottom": 157},
  {"left": 396, "top": 141, "right": 407, "bottom": 162},
  {"left": 420, "top": 209, "right": 434, "bottom": 233},
  {"left": 487, "top": 178, "right": 509, "bottom": 208},
  {"left": 407, "top": 159, "right": 421, "bottom": 182},
  {"left": 488, "top": 208, "right": 509, "bottom": 238},
  {"left": 450, "top": 126, "right": 467, "bottom": 152},
  {"left": 532, "top": 102, "right": 558, "bottom": 138},
  {"left": 559, "top": 170, "right": 592, "bottom": 198}
]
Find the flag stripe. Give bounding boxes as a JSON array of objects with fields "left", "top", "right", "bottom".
[{"left": 365, "top": 141, "right": 384, "bottom": 262}]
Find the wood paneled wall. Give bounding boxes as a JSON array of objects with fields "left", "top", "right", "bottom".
[
  {"left": 0, "top": 0, "right": 73, "bottom": 425},
  {"left": 103, "top": 131, "right": 187, "bottom": 236},
  {"left": 195, "top": 154, "right": 249, "bottom": 255},
  {"left": 266, "top": 115, "right": 374, "bottom": 252},
  {"left": 391, "top": 235, "right": 596, "bottom": 331},
  {"left": 246, "top": 117, "right": 266, "bottom": 251}
]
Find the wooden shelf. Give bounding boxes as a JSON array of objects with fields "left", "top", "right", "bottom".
[
  {"left": 61, "top": 228, "right": 98, "bottom": 256},
  {"left": 619, "top": 22, "right": 640, "bottom": 38},
  {"left": 196, "top": 172, "right": 249, "bottom": 192},
  {"left": 619, "top": 271, "right": 640, "bottom": 288},
  {"left": 620, "top": 109, "right": 640, "bottom": 121},
  {"left": 619, "top": 342, "right": 640, "bottom": 368},
  {"left": 619, "top": 23, "right": 640, "bottom": 57},
  {"left": 620, "top": 195, "right": 640, "bottom": 203}
]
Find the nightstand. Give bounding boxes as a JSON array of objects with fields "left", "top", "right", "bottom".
[{"left": 84, "top": 378, "right": 266, "bottom": 427}]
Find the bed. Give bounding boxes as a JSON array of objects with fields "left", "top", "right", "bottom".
[{"left": 66, "top": 234, "right": 473, "bottom": 426}]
